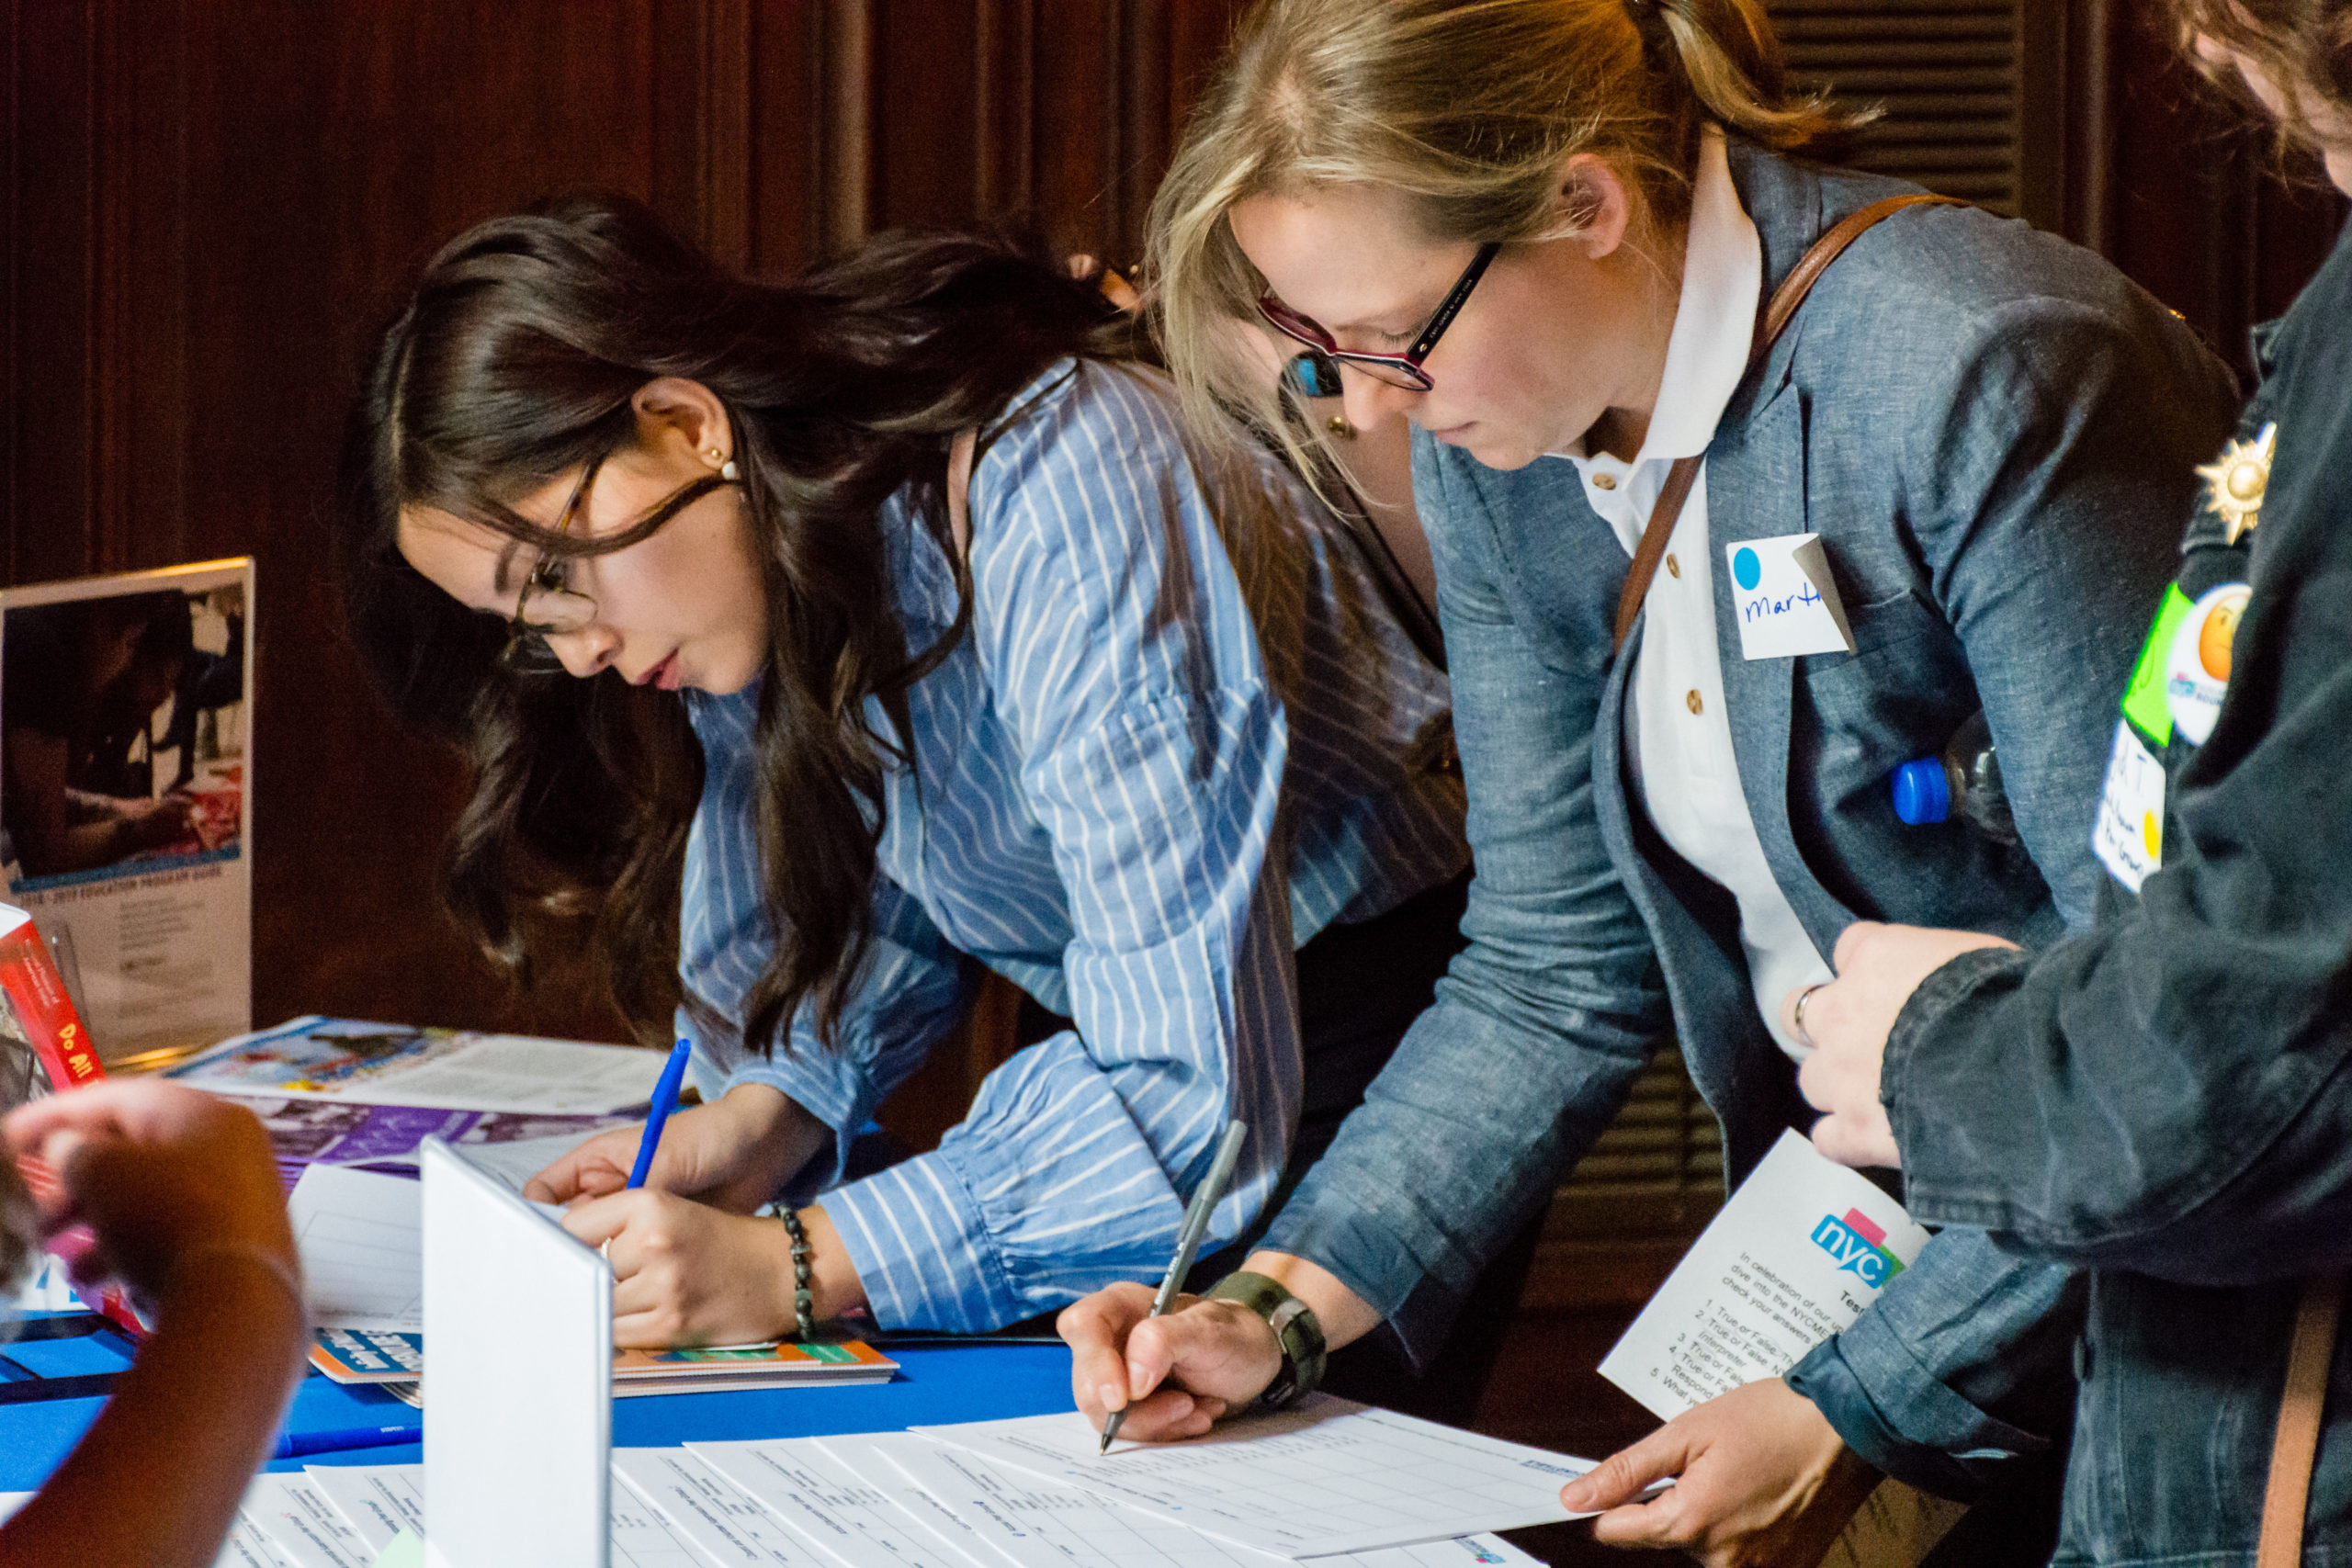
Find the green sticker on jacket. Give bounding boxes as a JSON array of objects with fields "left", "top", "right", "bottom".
[{"left": 2120, "top": 584, "right": 2195, "bottom": 746}]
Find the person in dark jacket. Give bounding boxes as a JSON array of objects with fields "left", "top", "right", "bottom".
[{"left": 1794, "top": 6, "right": 2352, "bottom": 1561}]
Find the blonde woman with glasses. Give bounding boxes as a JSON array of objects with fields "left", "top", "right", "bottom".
[{"left": 1057, "top": 1, "right": 2241, "bottom": 1562}]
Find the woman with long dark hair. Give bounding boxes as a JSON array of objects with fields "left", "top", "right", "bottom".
[{"left": 337, "top": 194, "right": 1468, "bottom": 1351}]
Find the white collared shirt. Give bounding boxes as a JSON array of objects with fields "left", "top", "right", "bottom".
[{"left": 1553, "top": 126, "right": 1830, "bottom": 1058}]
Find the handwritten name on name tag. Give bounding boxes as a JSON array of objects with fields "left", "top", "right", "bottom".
[{"left": 1726, "top": 534, "right": 1856, "bottom": 660}]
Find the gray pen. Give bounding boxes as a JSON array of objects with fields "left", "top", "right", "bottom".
[{"left": 1100, "top": 1118, "right": 1250, "bottom": 1454}]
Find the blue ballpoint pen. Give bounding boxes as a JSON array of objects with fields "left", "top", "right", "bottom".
[
  {"left": 273, "top": 1424, "right": 418, "bottom": 1460},
  {"left": 627, "top": 1038, "right": 695, "bottom": 1190}
]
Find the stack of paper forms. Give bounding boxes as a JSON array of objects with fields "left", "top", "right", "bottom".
[{"left": 217, "top": 1395, "right": 1593, "bottom": 1568}]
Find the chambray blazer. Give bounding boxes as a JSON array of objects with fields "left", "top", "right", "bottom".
[{"left": 1263, "top": 140, "right": 2241, "bottom": 1495}]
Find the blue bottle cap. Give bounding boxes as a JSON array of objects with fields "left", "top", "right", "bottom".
[{"left": 1891, "top": 758, "right": 1951, "bottom": 825}]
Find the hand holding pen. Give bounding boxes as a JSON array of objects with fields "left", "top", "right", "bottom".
[{"left": 1098, "top": 1119, "right": 1250, "bottom": 1453}]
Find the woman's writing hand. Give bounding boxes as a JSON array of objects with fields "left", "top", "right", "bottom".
[
  {"left": 1561, "top": 1379, "right": 1882, "bottom": 1568},
  {"left": 1787, "top": 922, "right": 2018, "bottom": 1169},
  {"left": 562, "top": 1193, "right": 865, "bottom": 1348},
  {"left": 1057, "top": 1284, "right": 1277, "bottom": 1440},
  {"left": 524, "top": 1082, "right": 824, "bottom": 1213}
]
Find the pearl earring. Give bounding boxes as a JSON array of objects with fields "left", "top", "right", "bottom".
[{"left": 706, "top": 446, "right": 740, "bottom": 482}]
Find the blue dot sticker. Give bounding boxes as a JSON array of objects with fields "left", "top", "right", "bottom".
[{"left": 1732, "top": 546, "right": 1761, "bottom": 591}]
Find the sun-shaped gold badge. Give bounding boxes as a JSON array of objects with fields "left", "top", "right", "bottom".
[{"left": 2195, "top": 422, "right": 2278, "bottom": 547}]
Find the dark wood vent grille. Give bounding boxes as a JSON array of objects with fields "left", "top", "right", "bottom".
[
  {"left": 1551, "top": 1044, "right": 1724, "bottom": 1228},
  {"left": 1768, "top": 0, "right": 2026, "bottom": 215}
]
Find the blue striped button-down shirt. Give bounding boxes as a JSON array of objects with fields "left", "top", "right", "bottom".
[{"left": 680, "top": 360, "right": 1466, "bottom": 1331}]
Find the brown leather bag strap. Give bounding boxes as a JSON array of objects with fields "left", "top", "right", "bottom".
[
  {"left": 2258, "top": 1271, "right": 2346, "bottom": 1568},
  {"left": 1610, "top": 192, "right": 1964, "bottom": 655},
  {"left": 1612, "top": 454, "right": 1703, "bottom": 653}
]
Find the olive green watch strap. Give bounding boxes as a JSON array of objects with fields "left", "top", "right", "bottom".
[{"left": 1206, "top": 1270, "right": 1328, "bottom": 1407}]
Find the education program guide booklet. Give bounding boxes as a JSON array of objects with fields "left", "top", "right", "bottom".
[{"left": 0, "top": 559, "right": 254, "bottom": 1065}]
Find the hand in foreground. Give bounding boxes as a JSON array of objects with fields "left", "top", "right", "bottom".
[
  {"left": 1788, "top": 922, "right": 2018, "bottom": 1170},
  {"left": 1561, "top": 1379, "right": 1882, "bottom": 1568},
  {"left": 3, "top": 1078, "right": 296, "bottom": 1304},
  {"left": 1057, "top": 1282, "right": 1280, "bottom": 1441},
  {"left": 524, "top": 1082, "right": 823, "bottom": 1213},
  {"left": 562, "top": 1191, "right": 865, "bottom": 1348}
]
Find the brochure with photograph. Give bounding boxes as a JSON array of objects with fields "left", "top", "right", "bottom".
[
  {"left": 0, "top": 558, "right": 254, "bottom": 1063},
  {"left": 168, "top": 1014, "right": 671, "bottom": 1115},
  {"left": 243, "top": 1096, "right": 643, "bottom": 1190}
]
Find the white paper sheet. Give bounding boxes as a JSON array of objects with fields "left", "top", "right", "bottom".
[
  {"left": 613, "top": 1447, "right": 838, "bottom": 1567},
  {"left": 440, "top": 1128, "right": 611, "bottom": 1196},
  {"left": 914, "top": 1397, "right": 1586, "bottom": 1558},
  {"left": 303, "top": 1462, "right": 423, "bottom": 1554},
  {"left": 876, "top": 1432, "right": 1258, "bottom": 1568},
  {"left": 692, "top": 1435, "right": 990, "bottom": 1568},
  {"left": 286, "top": 1165, "right": 424, "bottom": 1331},
  {"left": 611, "top": 1485, "right": 720, "bottom": 1568},
  {"left": 819, "top": 1434, "right": 1005, "bottom": 1567},
  {"left": 293, "top": 1459, "right": 707, "bottom": 1568},
  {"left": 1349, "top": 1542, "right": 1542, "bottom": 1568},
  {"left": 240, "top": 1472, "right": 375, "bottom": 1568},
  {"left": 1598, "top": 1129, "right": 1930, "bottom": 1420},
  {"left": 0, "top": 1492, "right": 30, "bottom": 1525},
  {"left": 213, "top": 1522, "right": 294, "bottom": 1568},
  {"left": 876, "top": 1429, "right": 1543, "bottom": 1568}
]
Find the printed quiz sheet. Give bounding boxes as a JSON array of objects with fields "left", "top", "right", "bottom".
[
  {"left": 876, "top": 1425, "right": 1541, "bottom": 1568},
  {"left": 1598, "top": 1129, "right": 1930, "bottom": 1419},
  {"left": 285, "top": 1164, "right": 424, "bottom": 1331},
  {"left": 235, "top": 1460, "right": 710, "bottom": 1568},
  {"left": 912, "top": 1397, "right": 1587, "bottom": 1556},
  {"left": 222, "top": 1428, "right": 1567, "bottom": 1568}
]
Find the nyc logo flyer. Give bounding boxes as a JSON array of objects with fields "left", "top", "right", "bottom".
[{"left": 1599, "top": 1129, "right": 1928, "bottom": 1420}]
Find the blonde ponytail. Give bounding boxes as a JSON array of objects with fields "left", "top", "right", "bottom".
[
  {"left": 1148, "top": 0, "right": 1865, "bottom": 482},
  {"left": 1653, "top": 0, "right": 1860, "bottom": 152}
]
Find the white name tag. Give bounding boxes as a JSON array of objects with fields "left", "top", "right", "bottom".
[
  {"left": 1726, "top": 534, "right": 1856, "bottom": 660},
  {"left": 2092, "top": 718, "right": 2166, "bottom": 892}
]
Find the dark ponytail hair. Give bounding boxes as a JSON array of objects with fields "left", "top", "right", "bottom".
[{"left": 337, "top": 195, "right": 1137, "bottom": 1054}]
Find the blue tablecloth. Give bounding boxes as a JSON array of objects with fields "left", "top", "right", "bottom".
[{"left": 0, "top": 1337, "right": 1073, "bottom": 1492}]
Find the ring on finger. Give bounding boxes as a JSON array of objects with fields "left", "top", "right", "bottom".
[{"left": 1792, "top": 982, "right": 1827, "bottom": 1050}]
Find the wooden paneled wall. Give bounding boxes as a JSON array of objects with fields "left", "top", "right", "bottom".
[
  {"left": 2054, "top": 0, "right": 2347, "bottom": 379},
  {"left": 2, "top": 0, "right": 2341, "bottom": 1106},
  {"left": 1, "top": 0, "right": 1247, "bottom": 1054}
]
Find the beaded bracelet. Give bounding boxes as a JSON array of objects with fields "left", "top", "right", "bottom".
[{"left": 776, "top": 1206, "right": 816, "bottom": 1343}]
